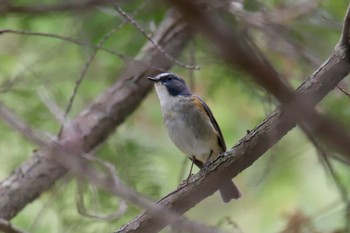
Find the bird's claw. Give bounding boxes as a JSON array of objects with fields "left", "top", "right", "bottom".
[{"left": 203, "top": 160, "right": 212, "bottom": 171}]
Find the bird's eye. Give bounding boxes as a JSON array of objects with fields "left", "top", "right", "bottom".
[{"left": 167, "top": 77, "right": 172, "bottom": 81}]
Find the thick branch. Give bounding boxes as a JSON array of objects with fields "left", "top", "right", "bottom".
[
  {"left": 0, "top": 102, "right": 221, "bottom": 233},
  {"left": 170, "top": 0, "right": 350, "bottom": 162},
  {"left": 0, "top": 10, "right": 191, "bottom": 220},
  {"left": 117, "top": 3, "right": 350, "bottom": 233},
  {"left": 117, "top": 39, "right": 350, "bottom": 233}
]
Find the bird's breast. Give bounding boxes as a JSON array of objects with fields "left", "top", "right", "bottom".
[{"left": 161, "top": 97, "right": 220, "bottom": 162}]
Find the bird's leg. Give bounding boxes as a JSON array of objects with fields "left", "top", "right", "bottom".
[
  {"left": 186, "top": 157, "right": 195, "bottom": 183},
  {"left": 203, "top": 150, "right": 213, "bottom": 170}
]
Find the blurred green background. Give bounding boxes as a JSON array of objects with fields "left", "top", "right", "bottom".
[{"left": 1, "top": 0, "right": 350, "bottom": 232}]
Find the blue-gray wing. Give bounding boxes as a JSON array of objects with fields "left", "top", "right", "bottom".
[{"left": 193, "top": 95, "right": 226, "bottom": 151}]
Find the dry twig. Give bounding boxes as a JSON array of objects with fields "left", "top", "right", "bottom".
[
  {"left": 113, "top": 3, "right": 199, "bottom": 70},
  {"left": 117, "top": 2, "right": 350, "bottom": 232},
  {"left": 0, "top": 7, "right": 192, "bottom": 221},
  {"left": 0, "top": 101, "right": 222, "bottom": 233}
]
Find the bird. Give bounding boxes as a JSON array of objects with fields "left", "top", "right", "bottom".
[{"left": 148, "top": 72, "right": 241, "bottom": 202}]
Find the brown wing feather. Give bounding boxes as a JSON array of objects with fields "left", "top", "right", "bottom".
[{"left": 193, "top": 95, "right": 226, "bottom": 151}]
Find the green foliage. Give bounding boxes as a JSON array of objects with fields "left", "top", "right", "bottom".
[{"left": 1, "top": 1, "right": 350, "bottom": 233}]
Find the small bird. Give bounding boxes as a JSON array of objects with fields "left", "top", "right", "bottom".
[{"left": 148, "top": 72, "right": 241, "bottom": 202}]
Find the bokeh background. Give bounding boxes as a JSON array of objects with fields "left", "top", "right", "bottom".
[{"left": 1, "top": 0, "right": 350, "bottom": 232}]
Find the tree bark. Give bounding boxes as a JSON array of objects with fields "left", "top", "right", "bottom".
[
  {"left": 116, "top": 3, "right": 350, "bottom": 233},
  {"left": 117, "top": 42, "right": 350, "bottom": 233},
  {"left": 0, "top": 10, "right": 191, "bottom": 220}
]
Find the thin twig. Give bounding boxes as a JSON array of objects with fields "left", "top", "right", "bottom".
[
  {"left": 337, "top": 85, "right": 350, "bottom": 98},
  {"left": 0, "top": 105, "right": 221, "bottom": 233},
  {"left": 0, "top": 7, "right": 193, "bottom": 221},
  {"left": 0, "top": 28, "right": 169, "bottom": 82},
  {"left": 61, "top": 2, "right": 148, "bottom": 130},
  {"left": 62, "top": 27, "right": 121, "bottom": 122},
  {"left": 0, "top": 29, "right": 128, "bottom": 59},
  {"left": 113, "top": 3, "right": 199, "bottom": 70}
]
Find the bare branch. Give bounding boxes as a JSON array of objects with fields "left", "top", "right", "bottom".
[
  {"left": 0, "top": 29, "right": 127, "bottom": 59},
  {"left": 170, "top": 0, "right": 350, "bottom": 159},
  {"left": 117, "top": 2, "right": 350, "bottom": 232},
  {"left": 117, "top": 54, "right": 350, "bottom": 231},
  {"left": 337, "top": 85, "right": 350, "bottom": 98},
  {"left": 61, "top": 2, "right": 147, "bottom": 126},
  {"left": 0, "top": 29, "right": 174, "bottom": 74},
  {"left": 62, "top": 22, "right": 128, "bottom": 127},
  {"left": 2, "top": 1, "right": 350, "bottom": 232},
  {"left": 67, "top": 155, "right": 221, "bottom": 233},
  {"left": 113, "top": 3, "right": 199, "bottom": 70},
  {"left": 0, "top": 103, "right": 221, "bottom": 233},
  {"left": 0, "top": 8, "right": 192, "bottom": 220}
]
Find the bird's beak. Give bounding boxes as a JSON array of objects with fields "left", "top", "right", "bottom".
[{"left": 147, "top": 77, "right": 159, "bottom": 82}]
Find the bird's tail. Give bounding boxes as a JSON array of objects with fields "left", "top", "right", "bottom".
[{"left": 219, "top": 180, "right": 241, "bottom": 203}]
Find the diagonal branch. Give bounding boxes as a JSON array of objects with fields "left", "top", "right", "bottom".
[
  {"left": 0, "top": 100, "right": 222, "bottom": 233},
  {"left": 117, "top": 2, "right": 350, "bottom": 233},
  {"left": 117, "top": 42, "right": 350, "bottom": 233},
  {"left": 0, "top": 9, "right": 192, "bottom": 220},
  {"left": 170, "top": 0, "right": 350, "bottom": 159},
  {"left": 0, "top": 29, "right": 127, "bottom": 59}
]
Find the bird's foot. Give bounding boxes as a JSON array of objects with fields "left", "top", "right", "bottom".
[
  {"left": 185, "top": 173, "right": 194, "bottom": 183},
  {"left": 203, "top": 160, "right": 213, "bottom": 171}
]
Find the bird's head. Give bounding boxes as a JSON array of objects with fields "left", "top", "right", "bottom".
[{"left": 148, "top": 73, "right": 191, "bottom": 99}]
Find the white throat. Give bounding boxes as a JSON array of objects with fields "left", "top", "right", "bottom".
[{"left": 154, "top": 83, "right": 177, "bottom": 110}]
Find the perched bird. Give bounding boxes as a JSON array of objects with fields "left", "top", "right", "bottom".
[{"left": 148, "top": 72, "right": 241, "bottom": 202}]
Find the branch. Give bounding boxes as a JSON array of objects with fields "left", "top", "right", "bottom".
[
  {"left": 170, "top": 0, "right": 350, "bottom": 158},
  {"left": 113, "top": 3, "right": 199, "bottom": 70},
  {"left": 0, "top": 103, "right": 221, "bottom": 233},
  {"left": 61, "top": 4, "right": 143, "bottom": 131},
  {"left": 0, "top": 29, "right": 127, "bottom": 59},
  {"left": 228, "top": 1, "right": 323, "bottom": 68},
  {"left": 117, "top": 2, "right": 350, "bottom": 233},
  {"left": 338, "top": 85, "right": 350, "bottom": 98},
  {"left": 0, "top": 9, "right": 192, "bottom": 220},
  {"left": 117, "top": 51, "right": 350, "bottom": 233}
]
